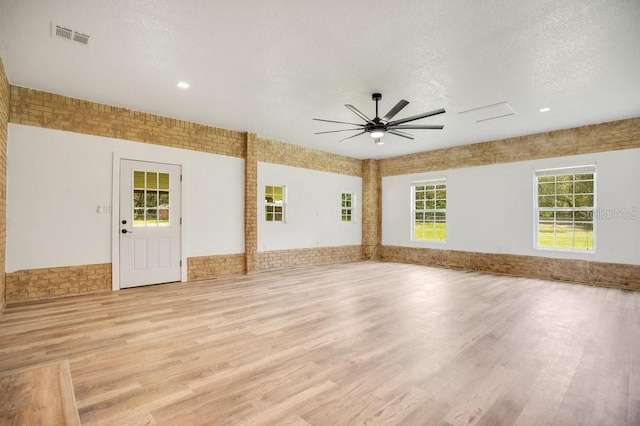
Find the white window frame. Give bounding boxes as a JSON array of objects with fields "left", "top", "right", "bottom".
[
  {"left": 534, "top": 165, "right": 596, "bottom": 253},
  {"left": 341, "top": 192, "right": 355, "bottom": 223},
  {"left": 265, "top": 184, "right": 286, "bottom": 223},
  {"left": 411, "top": 178, "right": 447, "bottom": 242}
]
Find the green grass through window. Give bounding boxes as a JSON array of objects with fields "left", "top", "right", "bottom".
[
  {"left": 414, "top": 222, "right": 446, "bottom": 241},
  {"left": 538, "top": 223, "right": 593, "bottom": 250}
]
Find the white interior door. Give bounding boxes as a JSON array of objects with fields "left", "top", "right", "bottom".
[{"left": 120, "top": 159, "right": 182, "bottom": 288}]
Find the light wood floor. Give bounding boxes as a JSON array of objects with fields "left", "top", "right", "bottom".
[{"left": 0, "top": 261, "right": 639, "bottom": 425}]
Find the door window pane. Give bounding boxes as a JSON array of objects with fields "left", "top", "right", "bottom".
[
  {"left": 159, "top": 173, "right": 170, "bottom": 190},
  {"left": 132, "top": 170, "right": 170, "bottom": 227}
]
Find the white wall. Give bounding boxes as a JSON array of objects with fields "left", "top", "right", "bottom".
[
  {"left": 7, "top": 124, "right": 245, "bottom": 272},
  {"left": 257, "top": 162, "right": 362, "bottom": 252},
  {"left": 382, "top": 148, "right": 640, "bottom": 265}
]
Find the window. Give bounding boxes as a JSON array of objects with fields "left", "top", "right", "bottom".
[
  {"left": 412, "top": 179, "right": 446, "bottom": 241},
  {"left": 265, "top": 185, "right": 285, "bottom": 222},
  {"left": 535, "top": 166, "right": 595, "bottom": 251},
  {"left": 133, "top": 170, "right": 170, "bottom": 227},
  {"left": 341, "top": 193, "right": 354, "bottom": 222}
]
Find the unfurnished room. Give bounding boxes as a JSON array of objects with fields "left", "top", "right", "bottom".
[{"left": 0, "top": 1, "right": 639, "bottom": 425}]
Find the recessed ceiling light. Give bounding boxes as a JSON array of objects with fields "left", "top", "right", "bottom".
[
  {"left": 539, "top": 107, "right": 551, "bottom": 113},
  {"left": 176, "top": 81, "right": 190, "bottom": 89}
]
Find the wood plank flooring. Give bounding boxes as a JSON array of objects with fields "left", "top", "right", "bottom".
[
  {"left": 0, "top": 360, "right": 80, "bottom": 425},
  {"left": 0, "top": 261, "right": 639, "bottom": 425}
]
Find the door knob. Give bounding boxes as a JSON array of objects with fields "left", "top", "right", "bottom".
[{"left": 121, "top": 229, "right": 133, "bottom": 234}]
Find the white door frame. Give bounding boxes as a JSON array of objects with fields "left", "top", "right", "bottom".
[{"left": 111, "top": 152, "right": 188, "bottom": 291}]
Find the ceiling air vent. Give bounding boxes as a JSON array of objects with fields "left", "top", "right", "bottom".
[{"left": 51, "top": 22, "right": 91, "bottom": 46}]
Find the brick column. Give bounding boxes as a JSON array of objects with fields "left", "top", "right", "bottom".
[
  {"left": 244, "top": 133, "right": 258, "bottom": 273},
  {"left": 0, "top": 55, "right": 9, "bottom": 311},
  {"left": 362, "top": 159, "right": 380, "bottom": 259}
]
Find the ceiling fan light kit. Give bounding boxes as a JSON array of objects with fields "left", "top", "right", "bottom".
[{"left": 314, "top": 93, "right": 445, "bottom": 144}]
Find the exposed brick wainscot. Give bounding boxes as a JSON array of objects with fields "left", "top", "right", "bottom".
[
  {"left": 253, "top": 246, "right": 362, "bottom": 273},
  {"left": 187, "top": 254, "right": 246, "bottom": 281},
  {"left": 6, "top": 264, "right": 111, "bottom": 302},
  {"left": 380, "top": 245, "right": 640, "bottom": 291}
]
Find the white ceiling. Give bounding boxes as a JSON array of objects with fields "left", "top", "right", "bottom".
[{"left": 1, "top": 0, "right": 639, "bottom": 160}]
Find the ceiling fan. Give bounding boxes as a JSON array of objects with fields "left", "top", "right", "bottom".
[{"left": 313, "top": 93, "right": 445, "bottom": 144}]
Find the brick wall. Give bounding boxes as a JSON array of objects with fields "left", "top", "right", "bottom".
[
  {"left": 253, "top": 246, "right": 362, "bottom": 272},
  {"left": 379, "top": 117, "right": 640, "bottom": 177},
  {"left": 361, "top": 159, "right": 379, "bottom": 259},
  {"left": 187, "top": 254, "right": 246, "bottom": 281},
  {"left": 244, "top": 135, "right": 365, "bottom": 274},
  {"left": 5, "top": 82, "right": 640, "bottom": 299},
  {"left": 6, "top": 264, "right": 111, "bottom": 302},
  {"left": 9, "top": 86, "right": 246, "bottom": 158},
  {"left": 255, "top": 136, "right": 362, "bottom": 177},
  {"left": 5, "top": 87, "right": 366, "bottom": 298},
  {"left": 0, "top": 57, "right": 8, "bottom": 311},
  {"left": 380, "top": 246, "right": 640, "bottom": 291},
  {"left": 376, "top": 117, "right": 640, "bottom": 291},
  {"left": 245, "top": 133, "right": 259, "bottom": 273}
]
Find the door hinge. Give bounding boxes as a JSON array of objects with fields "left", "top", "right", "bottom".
[
  {"left": 180, "top": 217, "right": 182, "bottom": 225},
  {"left": 180, "top": 260, "right": 182, "bottom": 267},
  {"left": 180, "top": 174, "right": 183, "bottom": 182}
]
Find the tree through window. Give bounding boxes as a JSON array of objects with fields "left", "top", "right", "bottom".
[
  {"left": 536, "top": 166, "right": 595, "bottom": 251},
  {"left": 412, "top": 179, "right": 446, "bottom": 241}
]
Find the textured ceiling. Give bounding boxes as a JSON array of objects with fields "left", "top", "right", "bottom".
[{"left": 1, "top": 0, "right": 639, "bottom": 159}]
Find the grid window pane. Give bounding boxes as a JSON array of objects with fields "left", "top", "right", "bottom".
[
  {"left": 159, "top": 173, "right": 169, "bottom": 190},
  {"left": 134, "top": 171, "right": 145, "bottom": 189},
  {"left": 132, "top": 170, "right": 171, "bottom": 227},
  {"left": 146, "top": 192, "right": 158, "bottom": 208},
  {"left": 536, "top": 170, "right": 594, "bottom": 251},
  {"left": 265, "top": 186, "right": 285, "bottom": 222},
  {"left": 341, "top": 193, "right": 354, "bottom": 223},
  {"left": 412, "top": 181, "right": 446, "bottom": 241},
  {"left": 147, "top": 172, "right": 158, "bottom": 190}
]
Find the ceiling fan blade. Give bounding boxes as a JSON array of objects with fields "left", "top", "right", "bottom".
[
  {"left": 387, "top": 130, "right": 415, "bottom": 140},
  {"left": 388, "top": 124, "right": 444, "bottom": 130},
  {"left": 339, "top": 131, "right": 366, "bottom": 142},
  {"left": 381, "top": 100, "right": 409, "bottom": 123},
  {"left": 313, "top": 118, "right": 365, "bottom": 126},
  {"left": 387, "top": 108, "right": 446, "bottom": 126},
  {"left": 345, "top": 104, "right": 372, "bottom": 123},
  {"left": 314, "top": 128, "right": 364, "bottom": 134}
]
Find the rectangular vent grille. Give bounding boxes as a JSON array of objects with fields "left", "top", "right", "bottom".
[
  {"left": 55, "top": 25, "right": 73, "bottom": 40},
  {"left": 51, "top": 23, "right": 91, "bottom": 46},
  {"left": 72, "top": 32, "right": 90, "bottom": 45}
]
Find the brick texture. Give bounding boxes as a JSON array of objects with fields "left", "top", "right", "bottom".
[
  {"left": 187, "top": 254, "right": 246, "bottom": 281},
  {"left": 255, "top": 136, "right": 362, "bottom": 177},
  {"left": 245, "top": 133, "right": 259, "bottom": 273},
  {"left": 374, "top": 116, "right": 640, "bottom": 291},
  {"left": 361, "top": 159, "right": 380, "bottom": 259},
  {"left": 6, "top": 263, "right": 111, "bottom": 302},
  {"left": 379, "top": 246, "right": 640, "bottom": 291},
  {"left": 244, "top": 135, "right": 365, "bottom": 274},
  {"left": 0, "top": 57, "right": 8, "bottom": 311},
  {"left": 379, "top": 117, "right": 640, "bottom": 177},
  {"left": 6, "top": 81, "right": 640, "bottom": 297},
  {"left": 9, "top": 86, "right": 246, "bottom": 158},
  {"left": 254, "top": 246, "right": 362, "bottom": 272}
]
